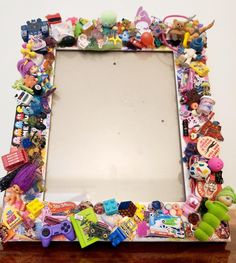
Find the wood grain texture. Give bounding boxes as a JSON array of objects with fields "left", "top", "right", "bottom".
[{"left": 0, "top": 209, "right": 235, "bottom": 263}]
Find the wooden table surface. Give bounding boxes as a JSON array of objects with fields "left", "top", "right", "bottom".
[{"left": 1, "top": 209, "right": 235, "bottom": 263}]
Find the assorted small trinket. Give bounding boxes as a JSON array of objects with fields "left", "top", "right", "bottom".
[{"left": 0, "top": 7, "right": 234, "bottom": 247}]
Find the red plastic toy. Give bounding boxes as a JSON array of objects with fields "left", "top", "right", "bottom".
[{"left": 1, "top": 149, "right": 28, "bottom": 172}]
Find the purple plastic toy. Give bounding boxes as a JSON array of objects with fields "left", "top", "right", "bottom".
[
  {"left": 17, "top": 58, "right": 36, "bottom": 77},
  {"left": 10, "top": 163, "right": 38, "bottom": 193},
  {"left": 40, "top": 220, "right": 75, "bottom": 247}
]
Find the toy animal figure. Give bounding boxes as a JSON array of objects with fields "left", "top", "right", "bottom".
[
  {"left": 185, "top": 20, "right": 215, "bottom": 42},
  {"left": 168, "top": 19, "right": 186, "bottom": 41}
]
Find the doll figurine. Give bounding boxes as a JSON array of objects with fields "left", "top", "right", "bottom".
[
  {"left": 216, "top": 186, "right": 236, "bottom": 207},
  {"left": 17, "top": 58, "right": 38, "bottom": 77},
  {"left": 4, "top": 163, "right": 38, "bottom": 211}
]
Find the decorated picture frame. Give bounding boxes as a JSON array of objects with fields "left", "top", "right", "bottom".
[{"left": 0, "top": 7, "right": 235, "bottom": 247}]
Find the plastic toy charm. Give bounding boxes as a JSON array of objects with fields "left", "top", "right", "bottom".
[
  {"left": 178, "top": 48, "right": 197, "bottom": 67},
  {"left": 1, "top": 148, "right": 28, "bottom": 172},
  {"left": 21, "top": 41, "right": 36, "bottom": 59},
  {"left": 21, "top": 18, "right": 49, "bottom": 43},
  {"left": 103, "top": 198, "right": 118, "bottom": 215}
]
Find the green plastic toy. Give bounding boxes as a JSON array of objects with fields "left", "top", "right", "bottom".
[
  {"left": 194, "top": 200, "right": 230, "bottom": 241},
  {"left": 12, "top": 79, "right": 34, "bottom": 95}
]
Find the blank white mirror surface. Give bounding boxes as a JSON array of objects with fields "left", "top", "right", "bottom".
[{"left": 44, "top": 51, "right": 185, "bottom": 203}]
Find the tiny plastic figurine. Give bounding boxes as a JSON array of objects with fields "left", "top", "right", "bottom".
[
  {"left": 184, "top": 20, "right": 215, "bottom": 42},
  {"left": 134, "top": 6, "right": 151, "bottom": 35},
  {"left": 4, "top": 163, "right": 38, "bottom": 210},
  {"left": 177, "top": 48, "right": 197, "bottom": 67},
  {"left": 21, "top": 18, "right": 49, "bottom": 43},
  {"left": 17, "top": 58, "right": 39, "bottom": 78}
]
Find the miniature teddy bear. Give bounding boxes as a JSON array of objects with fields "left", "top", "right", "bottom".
[{"left": 168, "top": 19, "right": 186, "bottom": 40}]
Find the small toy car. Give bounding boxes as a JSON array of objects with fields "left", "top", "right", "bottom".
[
  {"left": 89, "top": 222, "right": 111, "bottom": 240},
  {"left": 21, "top": 18, "right": 49, "bottom": 43}
]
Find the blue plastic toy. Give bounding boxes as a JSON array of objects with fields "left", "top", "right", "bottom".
[
  {"left": 108, "top": 227, "right": 126, "bottom": 247},
  {"left": 21, "top": 18, "right": 49, "bottom": 43},
  {"left": 103, "top": 198, "right": 118, "bottom": 215},
  {"left": 189, "top": 38, "right": 204, "bottom": 53}
]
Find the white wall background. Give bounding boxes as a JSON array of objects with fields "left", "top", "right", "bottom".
[{"left": 0, "top": 0, "right": 236, "bottom": 205}]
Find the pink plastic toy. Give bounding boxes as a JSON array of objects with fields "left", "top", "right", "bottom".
[
  {"left": 208, "top": 157, "right": 224, "bottom": 172},
  {"left": 137, "top": 221, "right": 149, "bottom": 237}
]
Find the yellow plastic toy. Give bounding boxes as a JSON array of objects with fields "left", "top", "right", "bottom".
[
  {"left": 21, "top": 40, "right": 36, "bottom": 59},
  {"left": 134, "top": 202, "right": 145, "bottom": 221},
  {"left": 190, "top": 61, "right": 210, "bottom": 77},
  {"left": 3, "top": 207, "right": 22, "bottom": 229},
  {"left": 183, "top": 32, "right": 190, "bottom": 48},
  {"left": 26, "top": 198, "right": 44, "bottom": 220}
]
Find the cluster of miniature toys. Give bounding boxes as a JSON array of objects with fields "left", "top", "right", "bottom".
[{"left": 0, "top": 7, "right": 235, "bottom": 247}]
